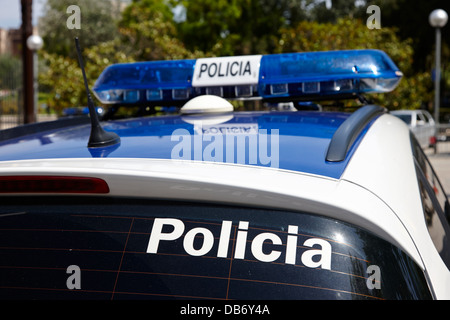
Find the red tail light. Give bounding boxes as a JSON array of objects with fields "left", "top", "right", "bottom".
[
  {"left": 0, "top": 176, "right": 110, "bottom": 194},
  {"left": 429, "top": 136, "right": 437, "bottom": 145}
]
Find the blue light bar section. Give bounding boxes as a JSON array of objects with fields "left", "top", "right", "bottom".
[
  {"left": 258, "top": 50, "right": 402, "bottom": 99},
  {"left": 93, "top": 60, "right": 195, "bottom": 104},
  {"left": 93, "top": 50, "right": 402, "bottom": 105}
]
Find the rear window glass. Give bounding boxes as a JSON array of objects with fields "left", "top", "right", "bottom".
[{"left": 0, "top": 197, "right": 432, "bottom": 300}]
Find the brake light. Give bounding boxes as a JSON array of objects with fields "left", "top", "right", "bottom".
[
  {"left": 0, "top": 176, "right": 110, "bottom": 194},
  {"left": 430, "top": 136, "right": 437, "bottom": 145}
]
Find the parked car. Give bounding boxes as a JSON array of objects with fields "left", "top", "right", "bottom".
[{"left": 391, "top": 109, "right": 437, "bottom": 149}]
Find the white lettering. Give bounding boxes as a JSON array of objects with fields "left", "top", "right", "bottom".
[
  {"left": 225, "top": 304, "right": 270, "bottom": 315},
  {"left": 183, "top": 227, "right": 214, "bottom": 256},
  {"left": 66, "top": 265, "right": 81, "bottom": 289},
  {"left": 170, "top": 128, "right": 191, "bottom": 160},
  {"left": 251, "top": 232, "right": 282, "bottom": 262},
  {"left": 66, "top": 5, "right": 81, "bottom": 30},
  {"left": 180, "top": 304, "right": 214, "bottom": 317},
  {"left": 285, "top": 225, "right": 298, "bottom": 265},
  {"left": 258, "top": 129, "right": 279, "bottom": 168},
  {"left": 217, "top": 220, "right": 232, "bottom": 258},
  {"left": 234, "top": 221, "right": 249, "bottom": 259},
  {"left": 203, "top": 134, "right": 223, "bottom": 162},
  {"left": 146, "top": 219, "right": 333, "bottom": 270},
  {"left": 146, "top": 218, "right": 185, "bottom": 253},
  {"left": 366, "top": 5, "right": 381, "bottom": 29},
  {"left": 366, "top": 265, "right": 381, "bottom": 289},
  {"left": 170, "top": 125, "right": 279, "bottom": 168},
  {"left": 301, "top": 238, "right": 332, "bottom": 270}
]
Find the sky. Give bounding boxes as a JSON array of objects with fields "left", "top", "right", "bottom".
[{"left": 0, "top": 0, "right": 47, "bottom": 29}]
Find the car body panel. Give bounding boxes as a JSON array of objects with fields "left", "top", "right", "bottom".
[
  {"left": 0, "top": 111, "right": 365, "bottom": 179},
  {"left": 342, "top": 113, "right": 450, "bottom": 299}
]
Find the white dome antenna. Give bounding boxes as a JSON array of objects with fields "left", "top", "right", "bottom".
[{"left": 180, "top": 95, "right": 234, "bottom": 115}]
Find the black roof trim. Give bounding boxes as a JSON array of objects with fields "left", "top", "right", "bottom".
[
  {"left": 0, "top": 116, "right": 90, "bottom": 142},
  {"left": 326, "top": 104, "right": 386, "bottom": 162}
]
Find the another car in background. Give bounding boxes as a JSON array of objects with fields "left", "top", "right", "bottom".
[{"left": 391, "top": 109, "right": 437, "bottom": 150}]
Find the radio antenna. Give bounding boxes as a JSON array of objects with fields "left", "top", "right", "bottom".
[{"left": 74, "top": 37, "right": 120, "bottom": 148}]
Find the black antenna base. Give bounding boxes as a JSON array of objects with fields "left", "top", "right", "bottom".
[{"left": 88, "top": 123, "right": 121, "bottom": 148}]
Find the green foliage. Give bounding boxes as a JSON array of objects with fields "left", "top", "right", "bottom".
[
  {"left": 175, "top": 0, "right": 305, "bottom": 56},
  {"left": 118, "top": 0, "right": 202, "bottom": 61},
  {"left": 38, "top": 0, "right": 120, "bottom": 58},
  {"left": 303, "top": 0, "right": 363, "bottom": 23},
  {"left": 0, "top": 54, "right": 21, "bottom": 89},
  {"left": 174, "top": 0, "right": 241, "bottom": 53},
  {"left": 0, "top": 54, "right": 22, "bottom": 114},
  {"left": 39, "top": 39, "right": 134, "bottom": 113},
  {"left": 277, "top": 19, "right": 433, "bottom": 110}
]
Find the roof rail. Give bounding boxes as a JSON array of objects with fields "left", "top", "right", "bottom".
[{"left": 326, "top": 105, "right": 386, "bottom": 162}]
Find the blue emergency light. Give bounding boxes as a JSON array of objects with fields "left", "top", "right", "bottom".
[
  {"left": 92, "top": 49, "right": 402, "bottom": 105},
  {"left": 93, "top": 59, "right": 196, "bottom": 104}
]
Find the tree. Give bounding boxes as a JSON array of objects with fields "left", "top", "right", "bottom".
[
  {"left": 175, "top": 0, "right": 306, "bottom": 56},
  {"left": 171, "top": 0, "right": 241, "bottom": 55},
  {"left": 304, "top": 0, "right": 363, "bottom": 23},
  {"left": 38, "top": 39, "right": 135, "bottom": 113},
  {"left": 118, "top": 0, "right": 202, "bottom": 60},
  {"left": 38, "top": 0, "right": 120, "bottom": 58},
  {"left": 277, "top": 18, "right": 433, "bottom": 110},
  {"left": 302, "top": 0, "right": 450, "bottom": 75},
  {"left": 0, "top": 54, "right": 21, "bottom": 89},
  {"left": 363, "top": 0, "right": 450, "bottom": 73}
]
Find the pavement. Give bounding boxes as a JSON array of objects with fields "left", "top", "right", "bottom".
[{"left": 426, "top": 142, "right": 450, "bottom": 197}]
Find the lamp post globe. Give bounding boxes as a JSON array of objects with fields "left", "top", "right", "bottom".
[
  {"left": 429, "top": 9, "right": 448, "bottom": 28},
  {"left": 26, "top": 35, "right": 43, "bottom": 51}
]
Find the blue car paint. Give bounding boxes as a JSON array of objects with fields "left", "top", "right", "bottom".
[{"left": 0, "top": 111, "right": 373, "bottom": 179}]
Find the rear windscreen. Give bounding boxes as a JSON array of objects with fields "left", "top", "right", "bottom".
[{"left": 0, "top": 197, "right": 432, "bottom": 300}]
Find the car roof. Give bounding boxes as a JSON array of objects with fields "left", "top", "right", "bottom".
[
  {"left": 391, "top": 109, "right": 427, "bottom": 114},
  {"left": 0, "top": 110, "right": 373, "bottom": 179}
]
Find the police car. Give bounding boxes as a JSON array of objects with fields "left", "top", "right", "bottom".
[{"left": 0, "top": 48, "right": 449, "bottom": 300}]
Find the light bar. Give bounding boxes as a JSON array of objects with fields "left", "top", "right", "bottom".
[
  {"left": 258, "top": 50, "right": 402, "bottom": 99},
  {"left": 93, "top": 50, "right": 402, "bottom": 105},
  {"left": 93, "top": 60, "right": 196, "bottom": 104}
]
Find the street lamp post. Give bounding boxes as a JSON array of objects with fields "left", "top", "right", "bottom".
[
  {"left": 26, "top": 35, "right": 43, "bottom": 123},
  {"left": 21, "top": 0, "right": 33, "bottom": 124},
  {"left": 429, "top": 9, "right": 448, "bottom": 125}
]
